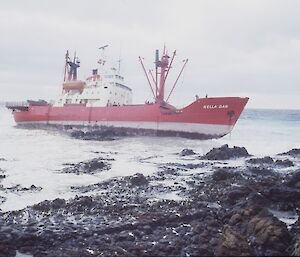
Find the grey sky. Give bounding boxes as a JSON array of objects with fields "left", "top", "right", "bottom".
[{"left": 1, "top": 0, "right": 300, "bottom": 109}]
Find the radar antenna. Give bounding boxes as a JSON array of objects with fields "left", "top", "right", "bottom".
[{"left": 98, "top": 44, "right": 109, "bottom": 66}]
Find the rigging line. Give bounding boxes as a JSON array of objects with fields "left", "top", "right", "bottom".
[
  {"left": 139, "top": 57, "right": 155, "bottom": 99},
  {"left": 148, "top": 70, "right": 156, "bottom": 90},
  {"left": 166, "top": 59, "right": 188, "bottom": 102},
  {"left": 164, "top": 50, "right": 176, "bottom": 85}
]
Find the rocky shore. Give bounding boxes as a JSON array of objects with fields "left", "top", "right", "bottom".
[{"left": 0, "top": 145, "right": 300, "bottom": 256}]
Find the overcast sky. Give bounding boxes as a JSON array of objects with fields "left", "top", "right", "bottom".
[{"left": 1, "top": 0, "right": 300, "bottom": 109}]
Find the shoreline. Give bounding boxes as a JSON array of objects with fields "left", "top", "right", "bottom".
[{"left": 0, "top": 145, "right": 300, "bottom": 256}]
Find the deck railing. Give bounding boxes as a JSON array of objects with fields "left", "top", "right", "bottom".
[
  {"left": 5, "top": 101, "right": 29, "bottom": 108},
  {"left": 5, "top": 101, "right": 29, "bottom": 110}
]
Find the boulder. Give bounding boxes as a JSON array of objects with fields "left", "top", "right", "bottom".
[
  {"left": 202, "top": 145, "right": 250, "bottom": 160},
  {"left": 32, "top": 200, "right": 51, "bottom": 212},
  {"left": 0, "top": 241, "right": 15, "bottom": 257},
  {"left": 180, "top": 149, "right": 196, "bottom": 156},
  {"left": 84, "top": 159, "right": 107, "bottom": 172},
  {"left": 62, "top": 157, "right": 111, "bottom": 174},
  {"left": 264, "top": 185, "right": 300, "bottom": 202},
  {"left": 221, "top": 207, "right": 292, "bottom": 256},
  {"left": 226, "top": 187, "right": 252, "bottom": 205},
  {"left": 70, "top": 129, "right": 117, "bottom": 141},
  {"left": 246, "top": 156, "right": 274, "bottom": 165},
  {"left": 212, "top": 168, "right": 235, "bottom": 181},
  {"left": 247, "top": 209, "right": 291, "bottom": 254},
  {"left": 275, "top": 159, "right": 294, "bottom": 167},
  {"left": 51, "top": 198, "right": 66, "bottom": 209},
  {"left": 215, "top": 225, "right": 254, "bottom": 256},
  {"left": 130, "top": 173, "right": 149, "bottom": 187},
  {"left": 286, "top": 170, "right": 300, "bottom": 188},
  {"left": 279, "top": 148, "right": 300, "bottom": 157}
]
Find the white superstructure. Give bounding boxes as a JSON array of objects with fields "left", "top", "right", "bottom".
[{"left": 54, "top": 50, "right": 132, "bottom": 107}]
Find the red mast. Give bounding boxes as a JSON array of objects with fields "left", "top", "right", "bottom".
[
  {"left": 140, "top": 46, "right": 188, "bottom": 105},
  {"left": 157, "top": 51, "right": 169, "bottom": 103}
]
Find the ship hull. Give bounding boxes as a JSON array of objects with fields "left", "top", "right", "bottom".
[{"left": 11, "top": 97, "right": 248, "bottom": 139}]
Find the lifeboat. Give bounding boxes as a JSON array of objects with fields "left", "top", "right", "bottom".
[{"left": 62, "top": 81, "right": 86, "bottom": 92}]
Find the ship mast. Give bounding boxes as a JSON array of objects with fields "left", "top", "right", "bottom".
[
  {"left": 156, "top": 50, "right": 169, "bottom": 103},
  {"left": 139, "top": 46, "right": 188, "bottom": 104},
  {"left": 64, "top": 50, "right": 80, "bottom": 81},
  {"left": 154, "top": 48, "right": 188, "bottom": 104}
]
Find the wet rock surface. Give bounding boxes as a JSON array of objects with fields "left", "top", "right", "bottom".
[
  {"left": 286, "top": 170, "right": 300, "bottom": 188},
  {"left": 279, "top": 148, "right": 300, "bottom": 157},
  {"left": 201, "top": 144, "right": 250, "bottom": 160},
  {"left": 247, "top": 156, "right": 294, "bottom": 167},
  {"left": 247, "top": 156, "right": 274, "bottom": 165},
  {"left": 179, "top": 149, "right": 196, "bottom": 156},
  {"left": 70, "top": 129, "right": 119, "bottom": 141},
  {"left": 61, "top": 157, "right": 112, "bottom": 175},
  {"left": 0, "top": 145, "right": 300, "bottom": 256},
  {"left": 1, "top": 184, "right": 42, "bottom": 193}
]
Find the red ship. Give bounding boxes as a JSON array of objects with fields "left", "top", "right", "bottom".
[{"left": 6, "top": 46, "right": 248, "bottom": 139}]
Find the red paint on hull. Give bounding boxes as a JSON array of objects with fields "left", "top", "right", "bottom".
[{"left": 12, "top": 97, "right": 248, "bottom": 131}]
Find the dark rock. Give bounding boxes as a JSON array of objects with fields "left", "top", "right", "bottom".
[
  {"left": 0, "top": 175, "right": 6, "bottom": 179},
  {"left": 0, "top": 241, "right": 15, "bottom": 257},
  {"left": 247, "top": 156, "right": 274, "bottom": 165},
  {"left": 142, "top": 225, "right": 153, "bottom": 234},
  {"left": 226, "top": 187, "right": 251, "bottom": 204},
  {"left": 0, "top": 196, "right": 6, "bottom": 204},
  {"left": 291, "top": 238, "right": 300, "bottom": 256},
  {"left": 4, "top": 184, "right": 42, "bottom": 192},
  {"left": 62, "top": 157, "right": 111, "bottom": 174},
  {"left": 212, "top": 168, "right": 235, "bottom": 181},
  {"left": 70, "top": 129, "right": 117, "bottom": 141},
  {"left": 86, "top": 159, "right": 107, "bottom": 171},
  {"left": 216, "top": 225, "right": 254, "bottom": 256},
  {"left": 74, "top": 196, "right": 94, "bottom": 209},
  {"left": 264, "top": 185, "right": 300, "bottom": 202},
  {"left": 117, "top": 231, "right": 135, "bottom": 242},
  {"left": 180, "top": 149, "right": 196, "bottom": 156},
  {"left": 130, "top": 173, "right": 149, "bottom": 187},
  {"left": 279, "top": 148, "right": 300, "bottom": 156},
  {"left": 275, "top": 159, "right": 294, "bottom": 167},
  {"left": 2, "top": 144, "right": 299, "bottom": 257},
  {"left": 51, "top": 198, "right": 66, "bottom": 209},
  {"left": 27, "top": 185, "right": 42, "bottom": 191},
  {"left": 220, "top": 207, "right": 292, "bottom": 256},
  {"left": 32, "top": 200, "right": 51, "bottom": 212},
  {"left": 70, "top": 130, "right": 84, "bottom": 138},
  {"left": 158, "top": 167, "right": 179, "bottom": 176},
  {"left": 286, "top": 170, "right": 300, "bottom": 188},
  {"left": 247, "top": 209, "right": 292, "bottom": 253},
  {"left": 18, "top": 233, "right": 39, "bottom": 247},
  {"left": 247, "top": 166, "right": 275, "bottom": 176},
  {"left": 202, "top": 144, "right": 250, "bottom": 160},
  {"left": 185, "top": 163, "right": 206, "bottom": 169}
]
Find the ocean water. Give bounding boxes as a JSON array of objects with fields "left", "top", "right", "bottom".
[{"left": 0, "top": 106, "right": 299, "bottom": 211}]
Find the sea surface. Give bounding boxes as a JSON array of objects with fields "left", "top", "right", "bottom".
[{"left": 0, "top": 106, "right": 299, "bottom": 212}]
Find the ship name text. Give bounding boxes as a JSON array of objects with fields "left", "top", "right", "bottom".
[{"left": 203, "top": 104, "right": 228, "bottom": 109}]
